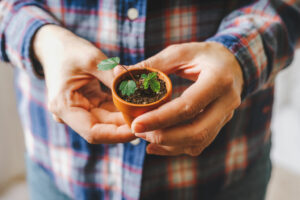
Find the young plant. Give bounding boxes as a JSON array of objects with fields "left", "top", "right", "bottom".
[
  {"left": 97, "top": 57, "right": 136, "bottom": 96},
  {"left": 97, "top": 57, "right": 161, "bottom": 96},
  {"left": 141, "top": 72, "right": 160, "bottom": 93}
]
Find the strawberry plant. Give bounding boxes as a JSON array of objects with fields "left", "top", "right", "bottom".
[{"left": 98, "top": 57, "right": 161, "bottom": 97}]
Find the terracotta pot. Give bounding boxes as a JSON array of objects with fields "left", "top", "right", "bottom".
[{"left": 112, "top": 67, "right": 172, "bottom": 127}]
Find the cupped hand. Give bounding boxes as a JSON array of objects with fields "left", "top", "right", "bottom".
[
  {"left": 33, "top": 25, "right": 135, "bottom": 144},
  {"left": 131, "top": 42, "right": 244, "bottom": 156}
]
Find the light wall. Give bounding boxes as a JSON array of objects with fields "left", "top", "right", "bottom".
[
  {"left": 0, "top": 62, "right": 25, "bottom": 188},
  {"left": 271, "top": 50, "right": 300, "bottom": 174}
]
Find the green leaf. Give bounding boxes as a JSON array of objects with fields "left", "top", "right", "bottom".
[
  {"left": 119, "top": 80, "right": 136, "bottom": 96},
  {"left": 141, "top": 74, "right": 147, "bottom": 79},
  {"left": 149, "top": 79, "right": 160, "bottom": 93},
  {"left": 97, "top": 57, "right": 120, "bottom": 71},
  {"left": 119, "top": 80, "right": 127, "bottom": 91},
  {"left": 148, "top": 72, "right": 157, "bottom": 80},
  {"left": 143, "top": 78, "right": 149, "bottom": 89},
  {"left": 142, "top": 72, "right": 159, "bottom": 91}
]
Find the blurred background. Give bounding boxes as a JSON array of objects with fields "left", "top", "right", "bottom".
[{"left": 0, "top": 51, "right": 300, "bottom": 200}]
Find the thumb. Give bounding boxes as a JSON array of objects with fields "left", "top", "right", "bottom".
[
  {"left": 113, "top": 65, "right": 127, "bottom": 77},
  {"left": 132, "top": 46, "right": 180, "bottom": 74},
  {"left": 92, "top": 69, "right": 115, "bottom": 89},
  {"left": 89, "top": 54, "right": 115, "bottom": 88}
]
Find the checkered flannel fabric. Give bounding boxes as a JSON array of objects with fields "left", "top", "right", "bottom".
[{"left": 0, "top": 0, "right": 299, "bottom": 199}]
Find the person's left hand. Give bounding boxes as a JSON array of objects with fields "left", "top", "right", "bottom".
[{"left": 128, "top": 42, "right": 244, "bottom": 156}]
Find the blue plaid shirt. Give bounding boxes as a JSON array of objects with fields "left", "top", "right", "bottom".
[{"left": 0, "top": 0, "right": 299, "bottom": 199}]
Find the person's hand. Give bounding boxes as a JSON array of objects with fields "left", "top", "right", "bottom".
[
  {"left": 33, "top": 25, "right": 135, "bottom": 144},
  {"left": 130, "top": 42, "right": 243, "bottom": 156}
]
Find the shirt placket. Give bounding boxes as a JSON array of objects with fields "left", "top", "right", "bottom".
[{"left": 118, "top": 0, "right": 148, "bottom": 199}]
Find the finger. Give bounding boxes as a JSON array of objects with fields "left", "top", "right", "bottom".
[
  {"left": 146, "top": 112, "right": 234, "bottom": 157},
  {"left": 93, "top": 70, "right": 115, "bottom": 89},
  {"left": 132, "top": 71, "right": 225, "bottom": 133},
  {"left": 113, "top": 65, "right": 127, "bottom": 77},
  {"left": 99, "top": 101, "right": 119, "bottom": 112},
  {"left": 91, "top": 108, "right": 126, "bottom": 126},
  {"left": 135, "top": 91, "right": 238, "bottom": 147},
  {"left": 146, "top": 144, "right": 182, "bottom": 156},
  {"left": 87, "top": 53, "right": 116, "bottom": 88},
  {"left": 61, "top": 107, "right": 135, "bottom": 144},
  {"left": 91, "top": 124, "right": 136, "bottom": 143},
  {"left": 131, "top": 47, "right": 177, "bottom": 74},
  {"left": 132, "top": 44, "right": 196, "bottom": 74},
  {"left": 146, "top": 144, "right": 204, "bottom": 157},
  {"left": 52, "top": 114, "right": 64, "bottom": 124},
  {"left": 174, "top": 66, "right": 201, "bottom": 82},
  {"left": 113, "top": 64, "right": 144, "bottom": 77},
  {"left": 78, "top": 79, "right": 112, "bottom": 107}
]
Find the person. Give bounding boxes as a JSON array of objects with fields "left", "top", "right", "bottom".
[{"left": 0, "top": 0, "right": 299, "bottom": 199}]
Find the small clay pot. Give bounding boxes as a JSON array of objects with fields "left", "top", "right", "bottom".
[{"left": 112, "top": 67, "right": 172, "bottom": 127}]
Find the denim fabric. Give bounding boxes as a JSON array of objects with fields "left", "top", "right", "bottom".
[{"left": 26, "top": 156, "right": 71, "bottom": 200}]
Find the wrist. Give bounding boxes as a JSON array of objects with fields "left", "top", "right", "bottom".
[
  {"left": 220, "top": 43, "right": 244, "bottom": 97},
  {"left": 33, "top": 24, "right": 74, "bottom": 65},
  {"left": 207, "top": 41, "right": 244, "bottom": 98}
]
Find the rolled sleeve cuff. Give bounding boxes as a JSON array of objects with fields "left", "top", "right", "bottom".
[
  {"left": 206, "top": 32, "right": 267, "bottom": 100},
  {"left": 1, "top": 5, "right": 60, "bottom": 77}
]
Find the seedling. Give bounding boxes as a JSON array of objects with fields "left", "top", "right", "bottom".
[
  {"left": 141, "top": 72, "right": 160, "bottom": 93},
  {"left": 97, "top": 57, "right": 160, "bottom": 96}
]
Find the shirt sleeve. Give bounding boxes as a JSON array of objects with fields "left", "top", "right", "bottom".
[
  {"left": 0, "top": 0, "right": 60, "bottom": 77},
  {"left": 207, "top": 0, "right": 300, "bottom": 99}
]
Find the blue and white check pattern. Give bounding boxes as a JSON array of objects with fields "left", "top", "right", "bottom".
[{"left": 1, "top": 0, "right": 300, "bottom": 199}]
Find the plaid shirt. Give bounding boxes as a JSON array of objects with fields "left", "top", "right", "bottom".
[{"left": 1, "top": 0, "right": 299, "bottom": 199}]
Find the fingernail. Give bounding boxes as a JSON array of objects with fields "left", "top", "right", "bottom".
[
  {"left": 132, "top": 123, "right": 145, "bottom": 133},
  {"left": 135, "top": 133, "right": 146, "bottom": 140}
]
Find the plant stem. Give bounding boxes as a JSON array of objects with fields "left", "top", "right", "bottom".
[{"left": 120, "top": 65, "right": 138, "bottom": 84}]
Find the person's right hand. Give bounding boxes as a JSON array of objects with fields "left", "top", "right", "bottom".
[{"left": 33, "top": 25, "right": 135, "bottom": 144}]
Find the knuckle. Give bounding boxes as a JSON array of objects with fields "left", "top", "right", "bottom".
[
  {"left": 226, "top": 111, "right": 235, "bottom": 123},
  {"left": 221, "top": 75, "right": 234, "bottom": 90},
  {"left": 185, "top": 146, "right": 202, "bottom": 157},
  {"left": 168, "top": 44, "right": 180, "bottom": 50},
  {"left": 190, "top": 128, "right": 209, "bottom": 143},
  {"left": 201, "top": 127, "right": 209, "bottom": 136},
  {"left": 151, "top": 132, "right": 164, "bottom": 145},
  {"left": 143, "top": 58, "right": 153, "bottom": 68},
  {"left": 230, "top": 91, "right": 241, "bottom": 109},
  {"left": 233, "top": 94, "right": 241, "bottom": 108},
  {"left": 137, "top": 57, "right": 154, "bottom": 69},
  {"left": 166, "top": 44, "right": 183, "bottom": 53},
  {"left": 172, "top": 44, "right": 187, "bottom": 54},
  {"left": 52, "top": 114, "right": 63, "bottom": 123},
  {"left": 228, "top": 111, "right": 234, "bottom": 121},
  {"left": 47, "top": 94, "right": 68, "bottom": 117},
  {"left": 181, "top": 101, "right": 198, "bottom": 119},
  {"left": 47, "top": 99, "right": 60, "bottom": 115},
  {"left": 47, "top": 90, "right": 72, "bottom": 116},
  {"left": 85, "top": 132, "right": 98, "bottom": 144}
]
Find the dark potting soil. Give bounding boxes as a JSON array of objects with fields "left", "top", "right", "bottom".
[{"left": 117, "top": 74, "right": 167, "bottom": 104}]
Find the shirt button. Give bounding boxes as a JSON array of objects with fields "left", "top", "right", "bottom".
[
  {"left": 127, "top": 8, "right": 139, "bottom": 20},
  {"left": 130, "top": 138, "right": 141, "bottom": 146}
]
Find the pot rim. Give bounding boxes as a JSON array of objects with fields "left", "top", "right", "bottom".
[{"left": 112, "top": 67, "right": 172, "bottom": 107}]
